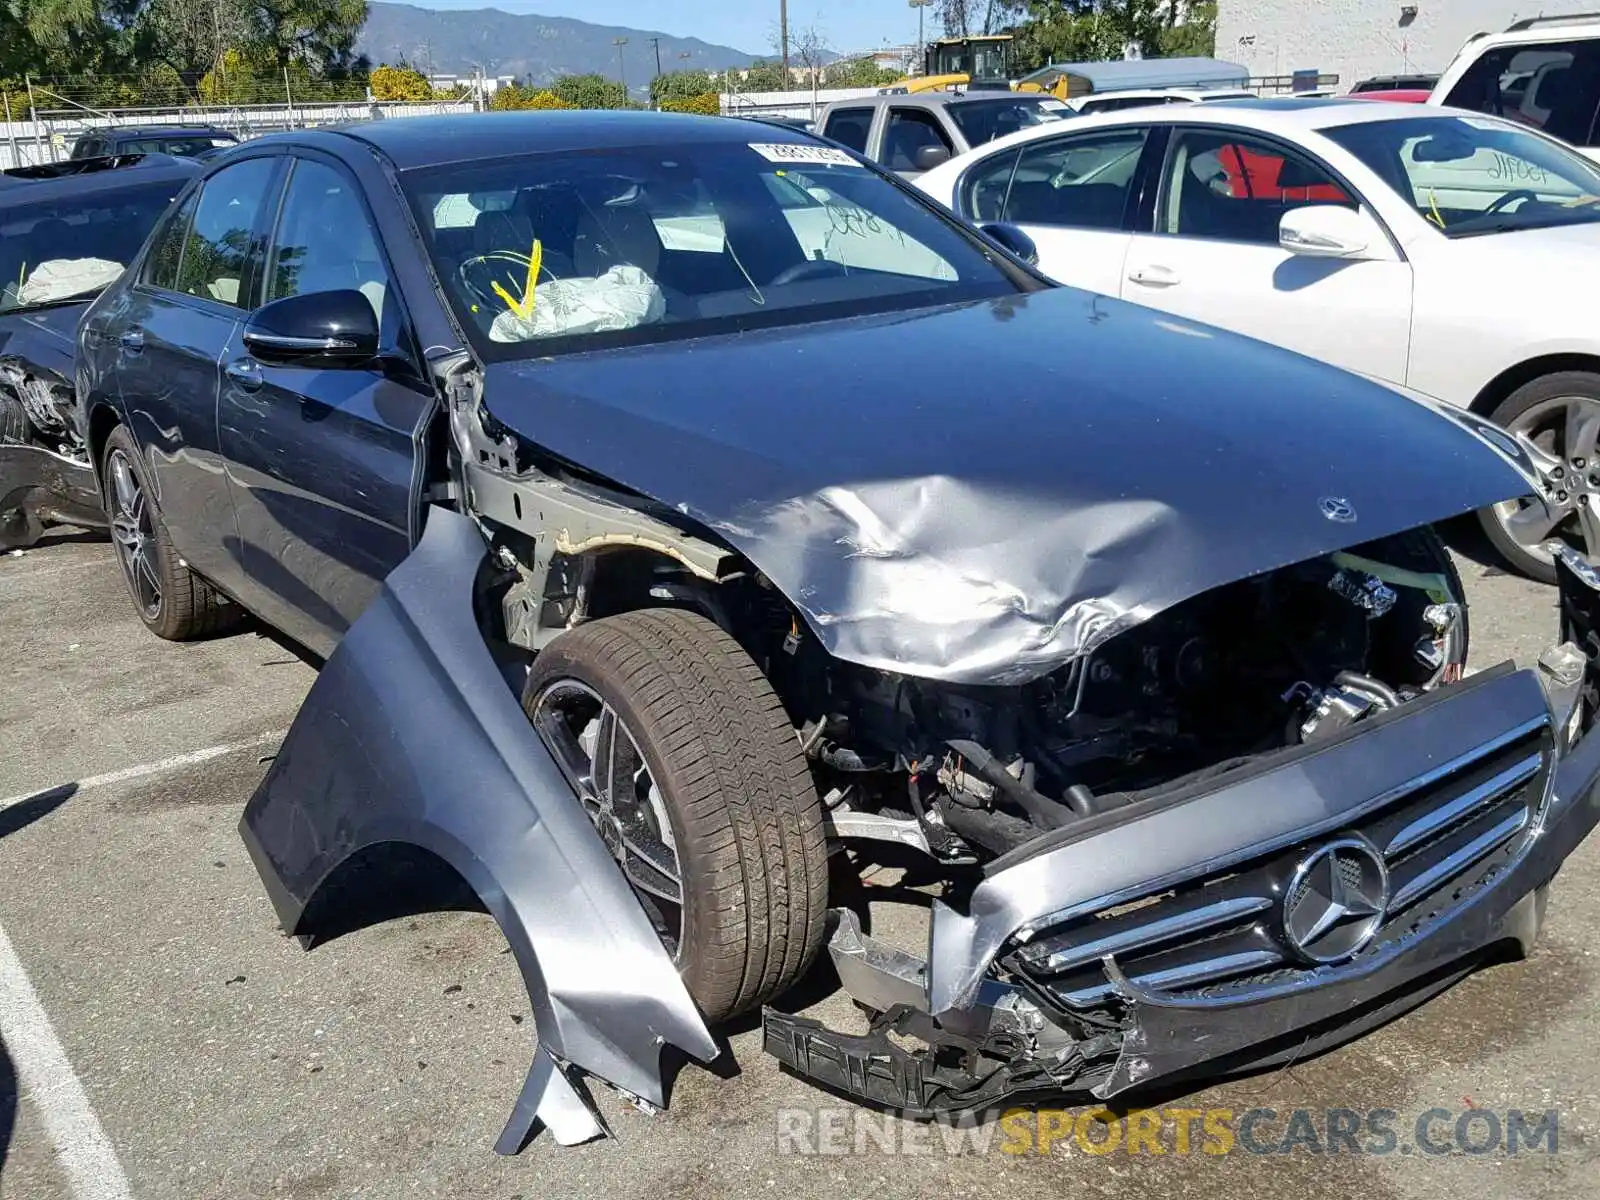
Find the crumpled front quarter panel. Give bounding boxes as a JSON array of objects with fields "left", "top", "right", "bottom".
[{"left": 239, "top": 507, "right": 718, "bottom": 1149}]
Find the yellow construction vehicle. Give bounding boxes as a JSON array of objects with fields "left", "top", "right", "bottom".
[{"left": 903, "top": 34, "right": 1016, "bottom": 94}]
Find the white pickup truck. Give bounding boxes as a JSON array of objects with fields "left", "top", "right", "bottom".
[{"left": 812, "top": 92, "right": 1072, "bottom": 178}]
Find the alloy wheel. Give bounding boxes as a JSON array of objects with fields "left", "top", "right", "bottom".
[
  {"left": 528, "top": 679, "right": 684, "bottom": 958},
  {"left": 1492, "top": 395, "right": 1600, "bottom": 568},
  {"left": 107, "top": 449, "right": 162, "bottom": 620}
]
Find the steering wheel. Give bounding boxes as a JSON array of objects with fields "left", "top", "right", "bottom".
[
  {"left": 1485, "top": 188, "right": 1542, "bottom": 215},
  {"left": 769, "top": 258, "right": 850, "bottom": 287}
]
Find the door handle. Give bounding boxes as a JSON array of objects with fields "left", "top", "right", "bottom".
[
  {"left": 1127, "top": 264, "right": 1181, "bottom": 288},
  {"left": 118, "top": 328, "right": 144, "bottom": 355},
  {"left": 224, "top": 357, "right": 263, "bottom": 392}
]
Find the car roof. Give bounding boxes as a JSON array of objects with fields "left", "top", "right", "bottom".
[
  {"left": 90, "top": 125, "right": 233, "bottom": 139},
  {"left": 0, "top": 154, "right": 200, "bottom": 206},
  {"left": 1462, "top": 18, "right": 1600, "bottom": 50},
  {"left": 310, "top": 110, "right": 818, "bottom": 171},
  {"left": 824, "top": 91, "right": 1054, "bottom": 111},
  {"left": 931, "top": 95, "right": 1511, "bottom": 165}
]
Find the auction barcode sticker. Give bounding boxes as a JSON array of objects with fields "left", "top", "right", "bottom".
[{"left": 749, "top": 143, "right": 862, "bottom": 166}]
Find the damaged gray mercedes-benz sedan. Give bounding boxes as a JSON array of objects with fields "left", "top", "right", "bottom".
[{"left": 74, "top": 112, "right": 1600, "bottom": 1152}]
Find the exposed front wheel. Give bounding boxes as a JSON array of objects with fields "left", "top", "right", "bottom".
[
  {"left": 523, "top": 608, "right": 828, "bottom": 1022},
  {"left": 1481, "top": 373, "right": 1600, "bottom": 584}
]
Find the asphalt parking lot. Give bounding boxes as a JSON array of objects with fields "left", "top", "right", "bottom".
[{"left": 2, "top": 524, "right": 1599, "bottom": 1200}]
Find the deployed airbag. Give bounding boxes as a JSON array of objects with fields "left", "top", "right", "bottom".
[
  {"left": 490, "top": 265, "right": 665, "bottom": 342},
  {"left": 17, "top": 258, "right": 123, "bottom": 306}
]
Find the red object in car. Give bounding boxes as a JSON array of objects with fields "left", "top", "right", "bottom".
[
  {"left": 1215, "top": 144, "right": 1353, "bottom": 204},
  {"left": 1349, "top": 89, "right": 1432, "bottom": 103}
]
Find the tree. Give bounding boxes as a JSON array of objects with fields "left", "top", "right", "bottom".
[
  {"left": 660, "top": 92, "right": 719, "bottom": 115},
  {"left": 824, "top": 57, "right": 902, "bottom": 88},
  {"left": 549, "top": 73, "right": 628, "bottom": 109},
  {"left": 650, "top": 68, "right": 714, "bottom": 106},
  {"left": 938, "top": 0, "right": 1021, "bottom": 37},
  {"left": 1158, "top": 1, "right": 1215, "bottom": 57},
  {"left": 738, "top": 60, "right": 788, "bottom": 91},
  {"left": 791, "top": 24, "right": 829, "bottom": 89},
  {"left": 369, "top": 63, "right": 433, "bottom": 101}
]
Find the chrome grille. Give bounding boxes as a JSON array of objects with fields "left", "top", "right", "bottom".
[{"left": 1009, "top": 724, "right": 1549, "bottom": 1010}]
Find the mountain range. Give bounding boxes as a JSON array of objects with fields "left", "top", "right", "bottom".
[{"left": 356, "top": 3, "right": 764, "bottom": 87}]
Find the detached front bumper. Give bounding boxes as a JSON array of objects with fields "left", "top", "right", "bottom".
[
  {"left": 0, "top": 442, "right": 102, "bottom": 550},
  {"left": 764, "top": 554, "right": 1600, "bottom": 1113}
]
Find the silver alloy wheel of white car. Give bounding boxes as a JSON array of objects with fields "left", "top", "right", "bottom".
[{"left": 1490, "top": 394, "right": 1600, "bottom": 571}]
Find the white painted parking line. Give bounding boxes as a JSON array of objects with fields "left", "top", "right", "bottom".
[
  {"left": 0, "top": 920, "right": 133, "bottom": 1200},
  {"left": 0, "top": 730, "right": 286, "bottom": 812}
]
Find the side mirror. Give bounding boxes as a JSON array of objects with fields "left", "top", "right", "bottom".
[
  {"left": 243, "top": 289, "right": 379, "bottom": 367},
  {"left": 914, "top": 144, "right": 952, "bottom": 172},
  {"left": 1279, "top": 206, "right": 1376, "bottom": 259},
  {"left": 978, "top": 221, "right": 1039, "bottom": 266}
]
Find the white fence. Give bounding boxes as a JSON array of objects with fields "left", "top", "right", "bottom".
[
  {"left": 0, "top": 99, "right": 475, "bottom": 169},
  {"left": 719, "top": 87, "right": 880, "bottom": 120}
]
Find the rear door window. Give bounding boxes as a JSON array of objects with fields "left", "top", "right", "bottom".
[
  {"left": 1443, "top": 40, "right": 1600, "bottom": 147},
  {"left": 995, "top": 128, "right": 1149, "bottom": 229},
  {"left": 822, "top": 107, "right": 873, "bottom": 154}
]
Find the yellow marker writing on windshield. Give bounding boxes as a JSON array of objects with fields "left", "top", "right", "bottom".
[{"left": 491, "top": 238, "right": 543, "bottom": 319}]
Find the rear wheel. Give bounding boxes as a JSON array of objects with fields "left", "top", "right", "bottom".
[
  {"left": 102, "top": 425, "right": 240, "bottom": 640},
  {"left": 1480, "top": 372, "right": 1600, "bottom": 584},
  {"left": 523, "top": 608, "right": 828, "bottom": 1022}
]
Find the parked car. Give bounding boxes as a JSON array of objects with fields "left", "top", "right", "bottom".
[
  {"left": 815, "top": 92, "right": 1072, "bottom": 177},
  {"left": 69, "top": 125, "right": 239, "bottom": 161},
  {"left": 1066, "top": 86, "right": 1257, "bottom": 114},
  {"left": 1351, "top": 88, "right": 1432, "bottom": 103},
  {"left": 1352, "top": 73, "right": 1440, "bottom": 94},
  {"left": 78, "top": 111, "right": 1600, "bottom": 1153},
  {"left": 1429, "top": 14, "right": 1600, "bottom": 161},
  {"left": 0, "top": 153, "right": 198, "bottom": 550},
  {"left": 917, "top": 97, "right": 1600, "bottom": 581}
]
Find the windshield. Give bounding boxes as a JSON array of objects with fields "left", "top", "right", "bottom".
[
  {"left": 948, "top": 97, "right": 1072, "bottom": 145},
  {"left": 404, "top": 140, "right": 1024, "bottom": 359},
  {"left": 1324, "top": 114, "right": 1600, "bottom": 237},
  {"left": 124, "top": 135, "right": 237, "bottom": 157},
  {"left": 0, "top": 179, "right": 184, "bottom": 313}
]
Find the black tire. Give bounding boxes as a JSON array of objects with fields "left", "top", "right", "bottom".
[
  {"left": 101, "top": 424, "right": 241, "bottom": 641},
  {"left": 523, "top": 608, "right": 828, "bottom": 1022},
  {"left": 1479, "top": 371, "right": 1600, "bottom": 585}
]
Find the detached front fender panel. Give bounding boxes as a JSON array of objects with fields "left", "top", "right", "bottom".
[{"left": 239, "top": 506, "right": 718, "bottom": 1150}]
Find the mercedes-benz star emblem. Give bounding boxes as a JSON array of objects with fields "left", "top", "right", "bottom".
[
  {"left": 1319, "top": 496, "right": 1357, "bottom": 523},
  {"left": 1282, "top": 837, "right": 1390, "bottom": 964}
]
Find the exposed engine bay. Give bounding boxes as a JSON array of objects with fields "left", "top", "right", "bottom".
[
  {"left": 1, "top": 356, "right": 102, "bottom": 550},
  {"left": 737, "top": 529, "right": 1467, "bottom": 865},
  {"left": 1, "top": 358, "right": 83, "bottom": 459}
]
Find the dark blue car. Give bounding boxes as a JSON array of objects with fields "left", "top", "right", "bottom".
[
  {"left": 0, "top": 152, "right": 198, "bottom": 549},
  {"left": 74, "top": 111, "right": 1600, "bottom": 1156}
]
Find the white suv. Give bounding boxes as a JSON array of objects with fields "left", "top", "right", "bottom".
[{"left": 1430, "top": 14, "right": 1600, "bottom": 160}]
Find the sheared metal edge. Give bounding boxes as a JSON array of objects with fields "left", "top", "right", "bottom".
[{"left": 239, "top": 506, "right": 719, "bottom": 1152}]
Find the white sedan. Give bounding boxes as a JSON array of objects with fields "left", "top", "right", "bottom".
[{"left": 916, "top": 97, "right": 1600, "bottom": 581}]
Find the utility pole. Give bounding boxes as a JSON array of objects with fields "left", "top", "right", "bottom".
[
  {"left": 909, "top": 0, "right": 932, "bottom": 76},
  {"left": 780, "top": 0, "right": 790, "bottom": 83},
  {"left": 651, "top": 36, "right": 664, "bottom": 79},
  {"left": 614, "top": 36, "right": 629, "bottom": 99}
]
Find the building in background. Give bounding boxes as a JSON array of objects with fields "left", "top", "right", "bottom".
[
  {"left": 427, "top": 73, "right": 515, "bottom": 96},
  {"left": 1218, "top": 1, "right": 1598, "bottom": 87}
]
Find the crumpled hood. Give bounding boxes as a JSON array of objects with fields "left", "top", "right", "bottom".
[{"left": 483, "top": 288, "right": 1534, "bottom": 685}]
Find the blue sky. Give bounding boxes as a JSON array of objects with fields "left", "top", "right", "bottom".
[{"left": 406, "top": 0, "right": 936, "bottom": 57}]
